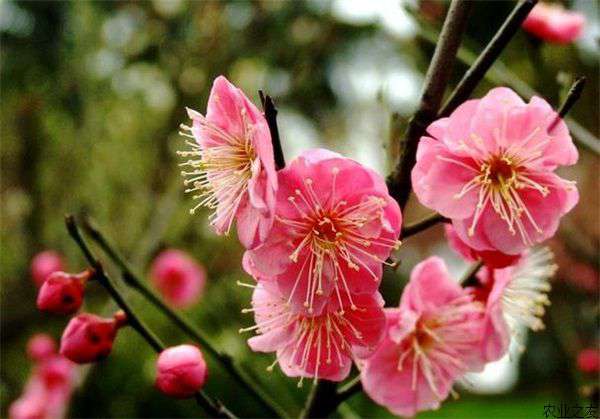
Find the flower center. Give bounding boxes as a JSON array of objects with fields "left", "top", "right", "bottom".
[{"left": 486, "top": 156, "right": 516, "bottom": 186}]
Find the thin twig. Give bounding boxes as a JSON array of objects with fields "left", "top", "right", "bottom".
[
  {"left": 439, "top": 0, "right": 538, "bottom": 117},
  {"left": 80, "top": 216, "right": 286, "bottom": 419},
  {"left": 387, "top": 0, "right": 473, "bottom": 210},
  {"left": 413, "top": 11, "right": 600, "bottom": 154},
  {"left": 336, "top": 375, "right": 362, "bottom": 402},
  {"left": 299, "top": 380, "right": 338, "bottom": 419},
  {"left": 65, "top": 215, "right": 236, "bottom": 419},
  {"left": 401, "top": 213, "right": 448, "bottom": 238},
  {"left": 259, "top": 90, "right": 285, "bottom": 170},
  {"left": 459, "top": 260, "right": 484, "bottom": 287},
  {"left": 549, "top": 76, "right": 586, "bottom": 132}
]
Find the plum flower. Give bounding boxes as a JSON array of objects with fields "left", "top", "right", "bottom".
[
  {"left": 412, "top": 87, "right": 578, "bottom": 256},
  {"left": 445, "top": 224, "right": 521, "bottom": 269},
  {"left": 150, "top": 249, "right": 206, "bottom": 309},
  {"left": 522, "top": 2, "right": 585, "bottom": 44},
  {"left": 244, "top": 149, "right": 401, "bottom": 315},
  {"left": 31, "top": 250, "right": 64, "bottom": 288},
  {"left": 241, "top": 283, "right": 385, "bottom": 385},
  {"left": 361, "top": 257, "right": 484, "bottom": 417},
  {"left": 178, "top": 76, "right": 277, "bottom": 249},
  {"left": 155, "top": 345, "right": 208, "bottom": 399},
  {"left": 472, "top": 247, "right": 556, "bottom": 361}
]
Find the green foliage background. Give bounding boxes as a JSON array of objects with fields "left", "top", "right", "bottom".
[{"left": 1, "top": 1, "right": 598, "bottom": 417}]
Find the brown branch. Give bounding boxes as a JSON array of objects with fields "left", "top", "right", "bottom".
[
  {"left": 460, "top": 260, "right": 484, "bottom": 287},
  {"left": 259, "top": 90, "right": 285, "bottom": 170},
  {"left": 387, "top": 0, "right": 473, "bottom": 210},
  {"left": 401, "top": 213, "right": 448, "bottom": 238},
  {"left": 439, "top": 0, "right": 538, "bottom": 117}
]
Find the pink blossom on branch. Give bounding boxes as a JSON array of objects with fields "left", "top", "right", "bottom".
[
  {"left": 244, "top": 149, "right": 402, "bottom": 316},
  {"left": 155, "top": 345, "right": 208, "bottom": 399},
  {"left": 60, "top": 312, "right": 127, "bottom": 364},
  {"left": 31, "top": 251, "right": 64, "bottom": 288},
  {"left": 471, "top": 248, "right": 556, "bottom": 362},
  {"left": 36, "top": 270, "right": 92, "bottom": 315},
  {"left": 361, "top": 257, "right": 484, "bottom": 417},
  {"left": 27, "top": 334, "right": 57, "bottom": 363},
  {"left": 150, "top": 249, "right": 206, "bottom": 309},
  {"left": 243, "top": 283, "right": 386, "bottom": 385},
  {"left": 522, "top": 2, "right": 585, "bottom": 44},
  {"left": 412, "top": 87, "right": 578, "bottom": 256},
  {"left": 179, "top": 76, "right": 278, "bottom": 249}
]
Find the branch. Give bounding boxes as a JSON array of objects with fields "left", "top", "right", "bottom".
[
  {"left": 80, "top": 217, "right": 285, "bottom": 419},
  {"left": 336, "top": 375, "right": 362, "bottom": 402},
  {"left": 439, "top": 0, "right": 538, "bottom": 117},
  {"left": 549, "top": 76, "right": 586, "bottom": 132},
  {"left": 387, "top": 0, "right": 473, "bottom": 210},
  {"left": 414, "top": 10, "right": 600, "bottom": 154},
  {"left": 259, "top": 90, "right": 285, "bottom": 170},
  {"left": 299, "top": 380, "right": 338, "bottom": 419},
  {"left": 65, "top": 215, "right": 236, "bottom": 419},
  {"left": 459, "top": 260, "right": 484, "bottom": 287},
  {"left": 401, "top": 213, "right": 448, "bottom": 238}
]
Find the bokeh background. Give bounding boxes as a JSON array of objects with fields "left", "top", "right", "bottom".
[{"left": 1, "top": 0, "right": 598, "bottom": 417}]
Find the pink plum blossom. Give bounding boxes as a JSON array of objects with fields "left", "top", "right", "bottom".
[
  {"left": 36, "top": 271, "right": 91, "bottom": 315},
  {"left": 27, "top": 334, "right": 57, "bottom": 363},
  {"left": 150, "top": 249, "right": 206, "bottom": 309},
  {"left": 179, "top": 76, "right": 277, "bottom": 249},
  {"left": 243, "top": 283, "right": 386, "bottom": 385},
  {"left": 361, "top": 257, "right": 484, "bottom": 417},
  {"left": 244, "top": 149, "right": 402, "bottom": 316},
  {"left": 445, "top": 224, "right": 521, "bottom": 268},
  {"left": 155, "top": 345, "right": 208, "bottom": 398},
  {"left": 471, "top": 247, "right": 556, "bottom": 361},
  {"left": 31, "top": 251, "right": 64, "bottom": 288},
  {"left": 60, "top": 312, "right": 126, "bottom": 364},
  {"left": 577, "top": 348, "right": 600, "bottom": 374},
  {"left": 523, "top": 2, "right": 585, "bottom": 44},
  {"left": 412, "top": 87, "right": 578, "bottom": 256}
]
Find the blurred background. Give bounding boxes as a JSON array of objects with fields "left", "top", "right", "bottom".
[{"left": 1, "top": 0, "right": 598, "bottom": 417}]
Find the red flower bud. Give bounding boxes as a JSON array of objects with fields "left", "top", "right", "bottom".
[
  {"left": 31, "top": 250, "right": 64, "bottom": 288},
  {"left": 577, "top": 348, "right": 600, "bottom": 374},
  {"left": 155, "top": 345, "right": 208, "bottom": 398},
  {"left": 37, "top": 355, "right": 75, "bottom": 390},
  {"left": 59, "top": 312, "right": 125, "bottom": 364},
  {"left": 36, "top": 270, "right": 91, "bottom": 315},
  {"left": 27, "top": 333, "right": 57, "bottom": 362}
]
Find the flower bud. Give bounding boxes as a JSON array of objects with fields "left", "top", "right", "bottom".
[
  {"left": 31, "top": 250, "right": 64, "bottom": 288},
  {"left": 150, "top": 250, "right": 206, "bottom": 309},
  {"left": 36, "top": 270, "right": 91, "bottom": 315},
  {"left": 27, "top": 333, "right": 57, "bottom": 362},
  {"left": 37, "top": 356, "right": 75, "bottom": 390},
  {"left": 155, "top": 345, "right": 208, "bottom": 398},
  {"left": 59, "top": 312, "right": 125, "bottom": 364},
  {"left": 577, "top": 348, "right": 600, "bottom": 374}
]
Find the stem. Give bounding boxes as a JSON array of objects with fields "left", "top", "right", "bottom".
[
  {"left": 387, "top": 0, "right": 473, "bottom": 210},
  {"left": 413, "top": 10, "right": 599, "bottom": 155},
  {"left": 65, "top": 215, "right": 236, "bottom": 419},
  {"left": 459, "top": 260, "right": 484, "bottom": 287},
  {"left": 259, "top": 90, "right": 285, "bottom": 170},
  {"left": 439, "top": 0, "right": 538, "bottom": 117},
  {"left": 549, "top": 76, "right": 586, "bottom": 132},
  {"left": 336, "top": 375, "right": 362, "bottom": 402},
  {"left": 300, "top": 380, "right": 338, "bottom": 419},
  {"left": 80, "top": 217, "right": 285, "bottom": 419},
  {"left": 401, "top": 213, "right": 448, "bottom": 238}
]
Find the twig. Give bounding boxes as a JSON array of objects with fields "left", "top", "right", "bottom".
[
  {"left": 459, "top": 260, "right": 484, "bottom": 287},
  {"left": 439, "top": 0, "right": 538, "bottom": 117},
  {"left": 80, "top": 217, "right": 285, "bottom": 419},
  {"left": 65, "top": 215, "right": 236, "bottom": 418},
  {"left": 401, "top": 213, "right": 448, "bottom": 238},
  {"left": 414, "top": 11, "right": 600, "bottom": 154},
  {"left": 299, "top": 380, "right": 338, "bottom": 419},
  {"left": 549, "top": 76, "right": 586, "bottom": 132},
  {"left": 336, "top": 375, "right": 362, "bottom": 402},
  {"left": 387, "top": 0, "right": 473, "bottom": 210},
  {"left": 259, "top": 90, "right": 285, "bottom": 170}
]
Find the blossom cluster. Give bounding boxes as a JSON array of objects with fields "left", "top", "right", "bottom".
[{"left": 180, "top": 76, "right": 578, "bottom": 416}]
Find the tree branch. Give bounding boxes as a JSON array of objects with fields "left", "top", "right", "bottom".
[
  {"left": 549, "top": 76, "right": 586, "bottom": 132},
  {"left": 460, "top": 260, "right": 484, "bottom": 287},
  {"left": 80, "top": 216, "right": 286, "bottom": 419},
  {"left": 439, "top": 0, "right": 538, "bottom": 117},
  {"left": 387, "top": 0, "right": 473, "bottom": 210},
  {"left": 401, "top": 213, "right": 448, "bottom": 238},
  {"left": 65, "top": 215, "right": 236, "bottom": 419},
  {"left": 259, "top": 90, "right": 285, "bottom": 170}
]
